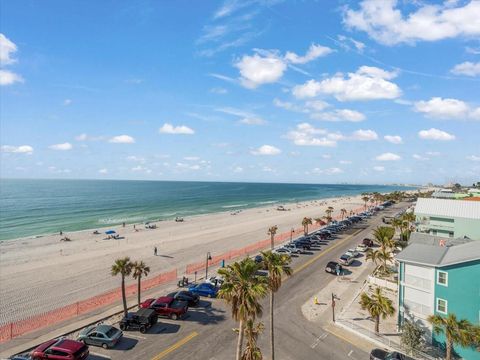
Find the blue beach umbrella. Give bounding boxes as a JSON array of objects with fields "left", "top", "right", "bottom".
[{"left": 105, "top": 230, "right": 116, "bottom": 235}]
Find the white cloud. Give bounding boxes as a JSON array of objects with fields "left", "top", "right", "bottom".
[
  {"left": 373, "top": 166, "right": 385, "bottom": 172},
  {"left": 0, "top": 34, "right": 17, "bottom": 65},
  {"left": 0, "top": 69, "right": 23, "bottom": 86},
  {"left": 1, "top": 145, "right": 33, "bottom": 154},
  {"left": 312, "top": 167, "right": 344, "bottom": 175},
  {"left": 426, "top": 151, "right": 441, "bottom": 156},
  {"left": 321, "top": 154, "right": 331, "bottom": 159},
  {"left": 451, "top": 61, "right": 480, "bottom": 77},
  {"left": 63, "top": 99, "right": 72, "bottom": 106},
  {"left": 235, "top": 52, "right": 287, "bottom": 88},
  {"left": 337, "top": 35, "right": 366, "bottom": 53},
  {"left": 109, "top": 135, "right": 136, "bottom": 144},
  {"left": 466, "top": 155, "right": 480, "bottom": 161},
  {"left": 418, "top": 128, "right": 456, "bottom": 141},
  {"left": 49, "top": 142, "right": 73, "bottom": 151},
  {"left": 159, "top": 123, "right": 195, "bottom": 135},
  {"left": 413, "top": 154, "right": 429, "bottom": 161},
  {"left": 131, "top": 165, "right": 152, "bottom": 174},
  {"left": 343, "top": 0, "right": 480, "bottom": 45},
  {"left": 183, "top": 156, "right": 200, "bottom": 161},
  {"left": 284, "top": 43, "right": 333, "bottom": 64},
  {"left": 285, "top": 123, "right": 337, "bottom": 147},
  {"left": 376, "top": 152, "right": 401, "bottom": 161},
  {"left": 305, "top": 100, "right": 330, "bottom": 112},
  {"left": 251, "top": 145, "right": 281, "bottom": 156},
  {"left": 311, "top": 109, "right": 366, "bottom": 122},
  {"left": 98, "top": 168, "right": 108, "bottom": 174},
  {"left": 384, "top": 135, "right": 403, "bottom": 144},
  {"left": 239, "top": 117, "right": 266, "bottom": 125},
  {"left": 414, "top": 97, "right": 475, "bottom": 119},
  {"left": 233, "top": 166, "right": 244, "bottom": 173},
  {"left": 292, "top": 66, "right": 401, "bottom": 101},
  {"left": 339, "top": 160, "right": 352, "bottom": 164},
  {"left": 273, "top": 98, "right": 307, "bottom": 112},
  {"left": 75, "top": 133, "right": 88, "bottom": 141},
  {"left": 126, "top": 155, "right": 146, "bottom": 163},
  {"left": 351, "top": 129, "right": 378, "bottom": 141}
]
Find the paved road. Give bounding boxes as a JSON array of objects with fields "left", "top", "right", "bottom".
[{"left": 84, "top": 203, "right": 407, "bottom": 360}]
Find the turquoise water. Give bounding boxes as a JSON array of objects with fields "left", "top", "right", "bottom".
[{"left": 0, "top": 179, "right": 414, "bottom": 240}]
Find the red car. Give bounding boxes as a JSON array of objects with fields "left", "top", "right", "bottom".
[
  {"left": 31, "top": 338, "right": 89, "bottom": 360},
  {"left": 140, "top": 297, "right": 188, "bottom": 320}
]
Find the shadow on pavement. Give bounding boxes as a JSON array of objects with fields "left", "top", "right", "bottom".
[
  {"left": 110, "top": 337, "right": 139, "bottom": 350},
  {"left": 183, "top": 305, "right": 226, "bottom": 326},
  {"left": 154, "top": 322, "right": 181, "bottom": 334},
  {"left": 349, "top": 260, "right": 363, "bottom": 267}
]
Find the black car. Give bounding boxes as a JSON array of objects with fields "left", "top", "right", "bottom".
[
  {"left": 254, "top": 255, "right": 263, "bottom": 263},
  {"left": 167, "top": 290, "right": 200, "bottom": 306},
  {"left": 119, "top": 308, "right": 158, "bottom": 333},
  {"left": 325, "top": 261, "right": 343, "bottom": 275},
  {"left": 370, "top": 349, "right": 414, "bottom": 360}
]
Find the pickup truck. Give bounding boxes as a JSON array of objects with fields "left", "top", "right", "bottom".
[{"left": 140, "top": 297, "right": 188, "bottom": 320}]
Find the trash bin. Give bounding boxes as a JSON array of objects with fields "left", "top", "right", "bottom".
[{"left": 221, "top": 259, "right": 225, "bottom": 268}]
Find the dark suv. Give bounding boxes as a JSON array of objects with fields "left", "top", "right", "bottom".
[
  {"left": 119, "top": 308, "right": 158, "bottom": 333},
  {"left": 31, "top": 338, "right": 89, "bottom": 360},
  {"left": 370, "top": 349, "right": 414, "bottom": 360}
]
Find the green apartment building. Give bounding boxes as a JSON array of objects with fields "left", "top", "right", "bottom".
[
  {"left": 396, "top": 234, "right": 480, "bottom": 359},
  {"left": 415, "top": 198, "right": 480, "bottom": 239}
]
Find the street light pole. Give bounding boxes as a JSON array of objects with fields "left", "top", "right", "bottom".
[
  {"left": 290, "top": 228, "right": 294, "bottom": 242},
  {"left": 205, "top": 252, "right": 212, "bottom": 280},
  {"left": 331, "top": 293, "right": 337, "bottom": 322}
]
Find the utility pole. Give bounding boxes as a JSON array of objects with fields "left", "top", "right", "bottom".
[
  {"left": 331, "top": 293, "right": 339, "bottom": 323},
  {"left": 205, "top": 252, "right": 212, "bottom": 280}
]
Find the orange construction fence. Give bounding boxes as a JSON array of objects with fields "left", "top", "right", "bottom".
[{"left": 0, "top": 269, "right": 177, "bottom": 343}]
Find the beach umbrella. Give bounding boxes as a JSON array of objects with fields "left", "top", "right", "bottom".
[{"left": 105, "top": 230, "right": 116, "bottom": 234}]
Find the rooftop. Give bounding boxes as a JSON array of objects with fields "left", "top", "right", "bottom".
[
  {"left": 396, "top": 233, "right": 480, "bottom": 267},
  {"left": 414, "top": 198, "right": 480, "bottom": 220}
]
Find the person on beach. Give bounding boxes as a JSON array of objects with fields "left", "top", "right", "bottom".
[
  {"left": 133, "top": 224, "right": 136, "bottom": 230},
  {"left": 154, "top": 246, "right": 157, "bottom": 256},
  {"left": 60, "top": 231, "right": 63, "bottom": 236},
  {"left": 122, "top": 222, "right": 125, "bottom": 228}
]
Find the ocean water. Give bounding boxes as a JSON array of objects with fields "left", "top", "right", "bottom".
[{"left": 0, "top": 179, "right": 414, "bottom": 241}]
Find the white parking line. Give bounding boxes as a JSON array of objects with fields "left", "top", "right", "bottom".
[
  {"left": 89, "top": 351, "right": 111, "bottom": 359},
  {"left": 310, "top": 332, "right": 328, "bottom": 348}
]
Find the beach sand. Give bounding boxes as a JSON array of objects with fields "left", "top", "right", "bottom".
[{"left": 0, "top": 195, "right": 367, "bottom": 324}]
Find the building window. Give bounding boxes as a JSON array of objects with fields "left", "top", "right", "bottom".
[
  {"left": 437, "top": 271, "right": 448, "bottom": 286},
  {"left": 448, "top": 232, "right": 454, "bottom": 238},
  {"left": 436, "top": 298, "right": 448, "bottom": 314}
]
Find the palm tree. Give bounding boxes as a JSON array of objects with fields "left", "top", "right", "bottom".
[
  {"left": 340, "top": 208, "right": 347, "bottom": 220},
  {"left": 362, "top": 195, "right": 370, "bottom": 211},
  {"left": 131, "top": 260, "right": 150, "bottom": 308},
  {"left": 240, "top": 319, "right": 264, "bottom": 360},
  {"left": 261, "top": 251, "right": 292, "bottom": 360},
  {"left": 373, "top": 226, "right": 395, "bottom": 250},
  {"left": 218, "top": 258, "right": 269, "bottom": 360},
  {"left": 325, "top": 206, "right": 334, "bottom": 223},
  {"left": 392, "top": 218, "right": 405, "bottom": 240},
  {"left": 267, "top": 225, "right": 278, "bottom": 250},
  {"left": 314, "top": 218, "right": 326, "bottom": 227},
  {"left": 428, "top": 313, "right": 478, "bottom": 360},
  {"left": 301, "top": 217, "right": 312, "bottom": 235},
  {"left": 366, "top": 247, "right": 393, "bottom": 274},
  {"left": 359, "top": 287, "right": 395, "bottom": 333},
  {"left": 111, "top": 257, "right": 133, "bottom": 317}
]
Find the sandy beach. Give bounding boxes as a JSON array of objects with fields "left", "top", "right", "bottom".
[{"left": 0, "top": 195, "right": 367, "bottom": 324}]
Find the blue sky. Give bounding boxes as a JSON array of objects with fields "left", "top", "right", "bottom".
[{"left": 1, "top": 0, "right": 480, "bottom": 185}]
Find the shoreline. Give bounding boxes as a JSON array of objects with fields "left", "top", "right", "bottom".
[{"left": 0, "top": 187, "right": 416, "bottom": 243}]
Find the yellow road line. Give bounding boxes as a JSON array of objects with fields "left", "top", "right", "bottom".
[
  {"left": 323, "top": 325, "right": 361, "bottom": 348},
  {"left": 151, "top": 331, "right": 199, "bottom": 360},
  {"left": 292, "top": 228, "right": 363, "bottom": 275}
]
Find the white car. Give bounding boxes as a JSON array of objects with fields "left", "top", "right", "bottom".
[
  {"left": 206, "top": 276, "right": 224, "bottom": 287},
  {"left": 339, "top": 253, "right": 354, "bottom": 266},
  {"left": 274, "top": 247, "right": 292, "bottom": 255},
  {"left": 284, "top": 244, "right": 302, "bottom": 254},
  {"left": 355, "top": 244, "right": 368, "bottom": 252},
  {"left": 346, "top": 248, "right": 360, "bottom": 257}
]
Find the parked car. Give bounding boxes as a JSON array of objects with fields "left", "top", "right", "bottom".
[
  {"left": 284, "top": 243, "right": 303, "bottom": 254},
  {"left": 339, "top": 253, "right": 354, "bottom": 265},
  {"left": 77, "top": 324, "right": 122, "bottom": 349},
  {"left": 355, "top": 243, "right": 368, "bottom": 252},
  {"left": 325, "top": 261, "right": 343, "bottom": 275},
  {"left": 188, "top": 282, "right": 218, "bottom": 298},
  {"left": 119, "top": 308, "right": 158, "bottom": 333},
  {"left": 205, "top": 275, "right": 224, "bottom": 287},
  {"left": 166, "top": 290, "right": 200, "bottom": 307},
  {"left": 370, "top": 349, "right": 414, "bottom": 360},
  {"left": 273, "top": 247, "right": 292, "bottom": 255},
  {"left": 31, "top": 338, "right": 89, "bottom": 360},
  {"left": 363, "top": 238, "right": 374, "bottom": 247},
  {"left": 141, "top": 297, "right": 188, "bottom": 320},
  {"left": 346, "top": 248, "right": 360, "bottom": 257}
]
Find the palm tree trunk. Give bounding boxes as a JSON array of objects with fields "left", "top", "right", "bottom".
[
  {"left": 270, "top": 234, "right": 274, "bottom": 250},
  {"left": 446, "top": 336, "right": 451, "bottom": 360},
  {"left": 375, "top": 315, "right": 380, "bottom": 333},
  {"left": 121, "top": 275, "right": 128, "bottom": 317},
  {"left": 270, "top": 291, "right": 275, "bottom": 360},
  {"left": 236, "top": 319, "right": 244, "bottom": 360},
  {"left": 137, "top": 276, "right": 141, "bottom": 308}
]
